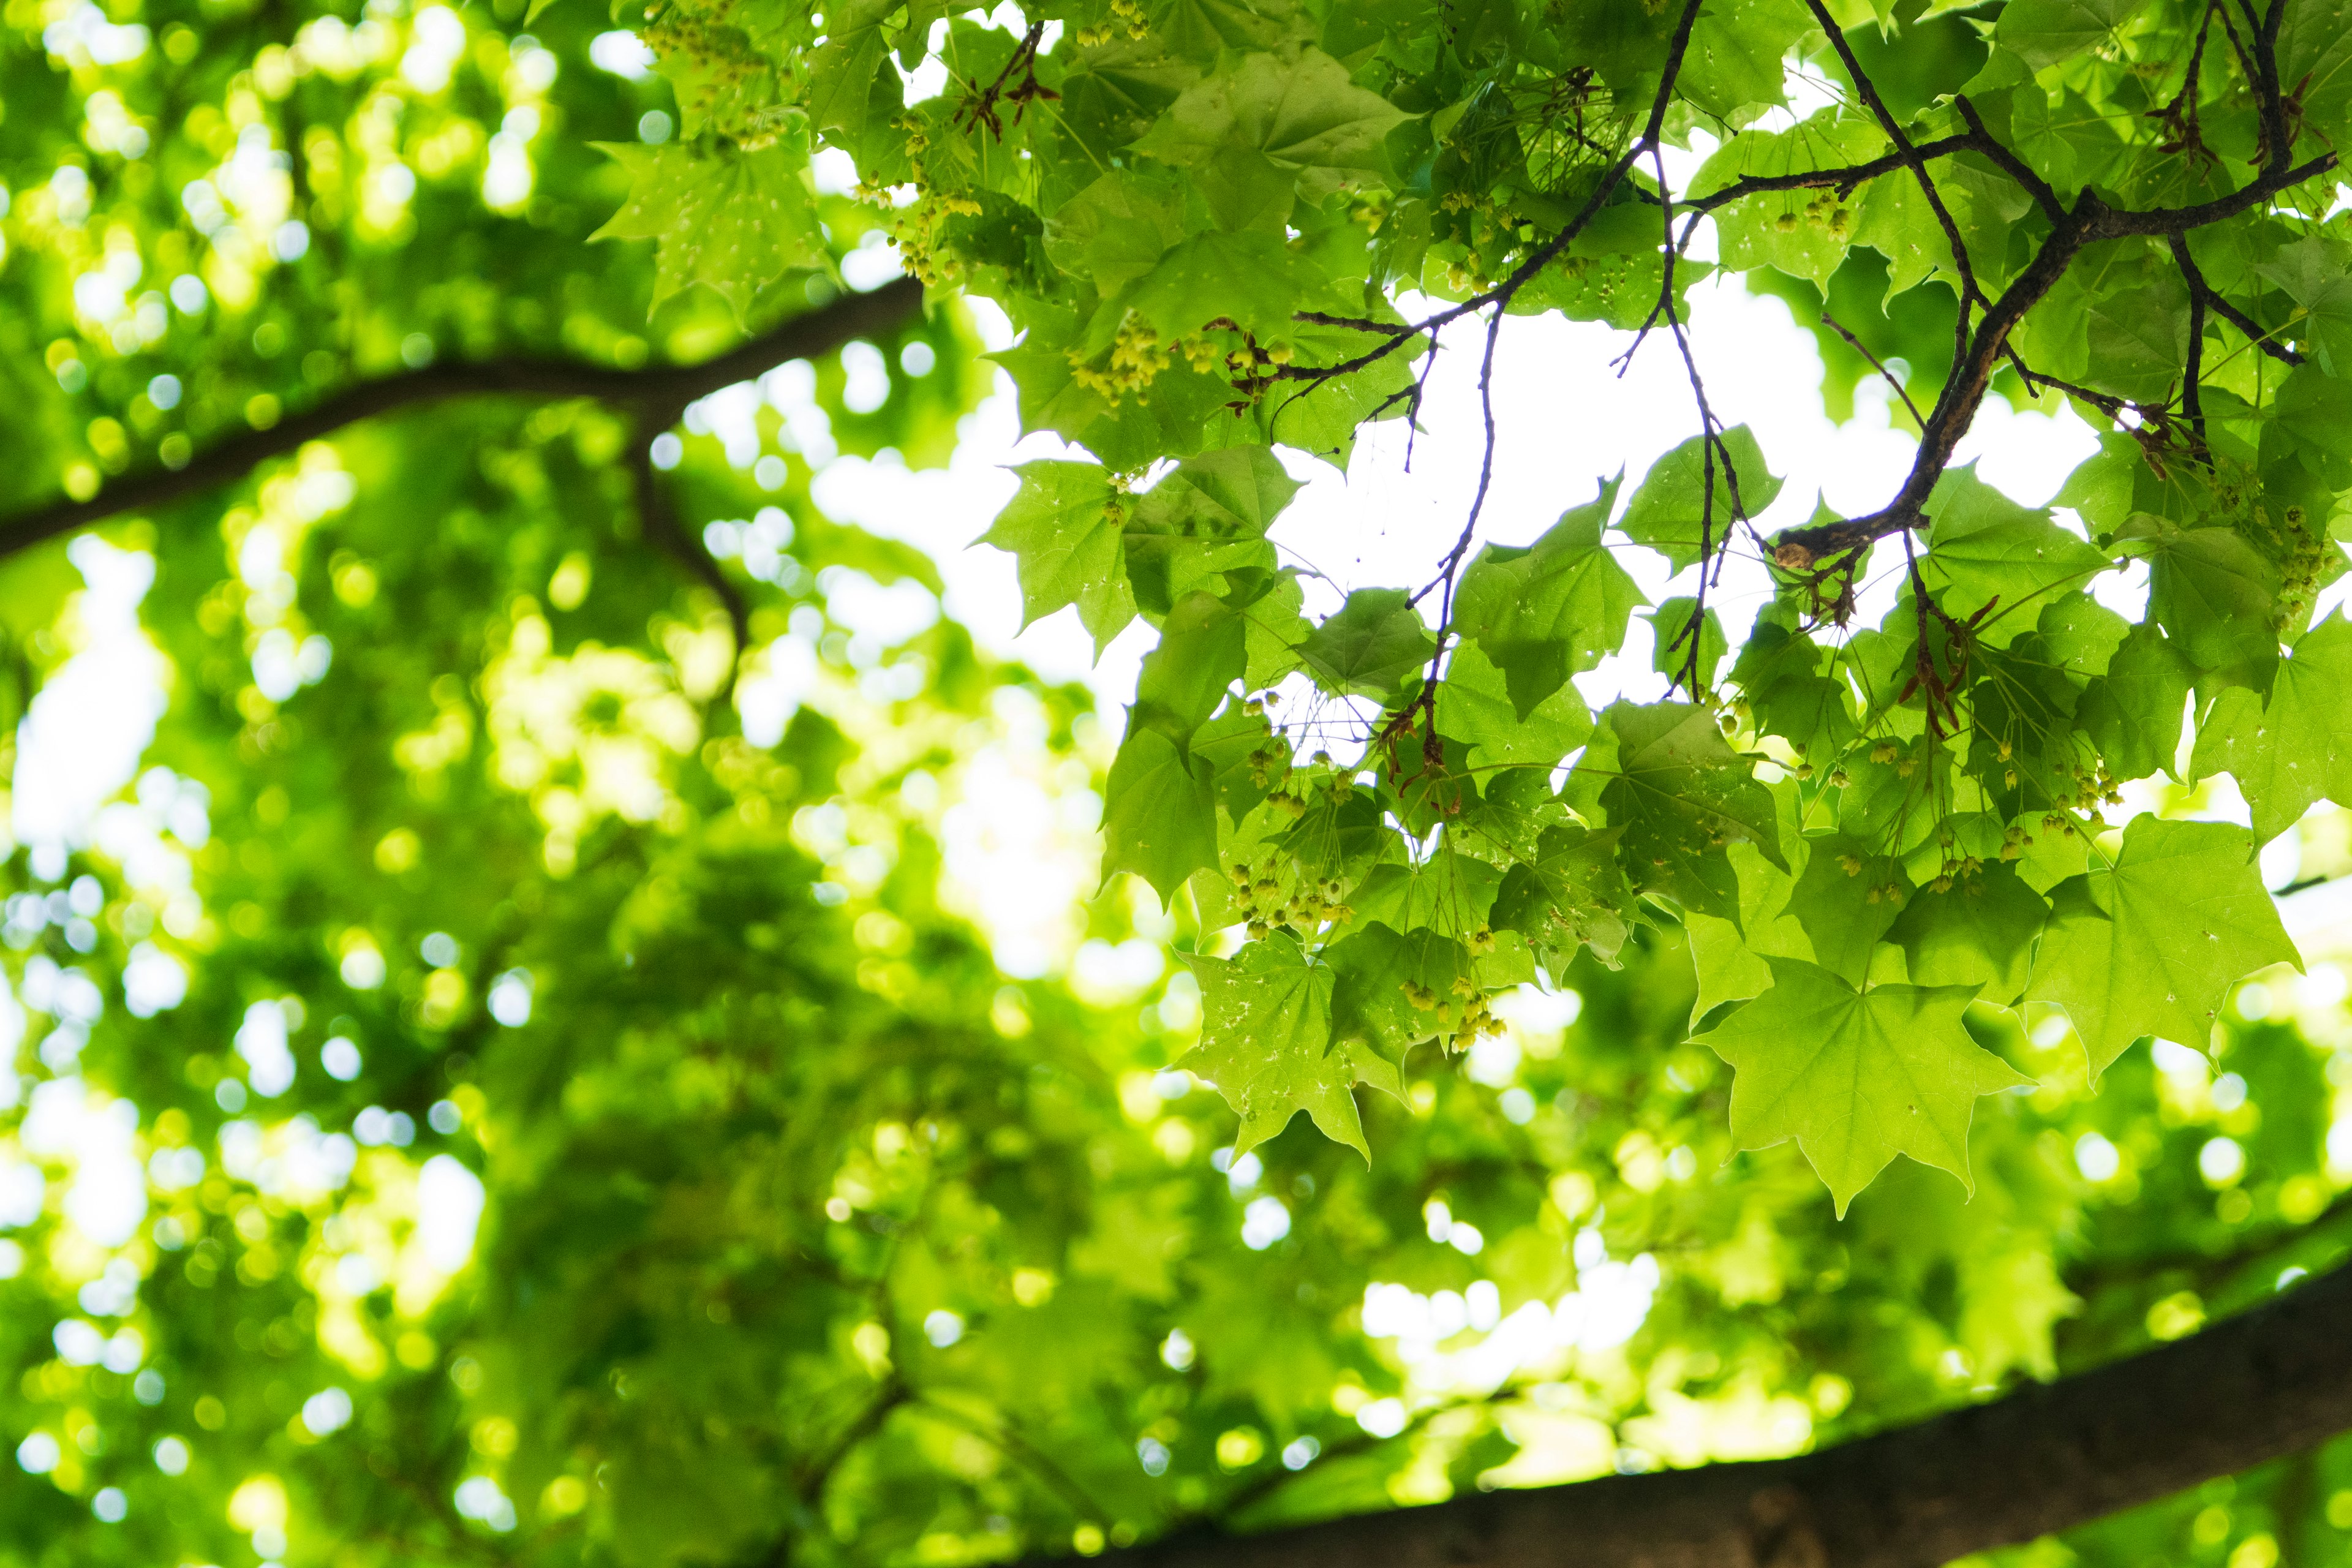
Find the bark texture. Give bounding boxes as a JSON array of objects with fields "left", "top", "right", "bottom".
[
  {"left": 0, "top": 275, "right": 925, "bottom": 556},
  {"left": 1095, "top": 1261, "right": 2352, "bottom": 1568}
]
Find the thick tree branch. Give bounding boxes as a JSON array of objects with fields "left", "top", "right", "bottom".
[
  {"left": 0, "top": 277, "right": 926, "bottom": 559},
  {"left": 1058, "top": 1260, "right": 2352, "bottom": 1568},
  {"left": 1770, "top": 145, "right": 2334, "bottom": 569}
]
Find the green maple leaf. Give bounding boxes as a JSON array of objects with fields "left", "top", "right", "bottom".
[
  {"left": 1588, "top": 701, "right": 1784, "bottom": 919},
  {"left": 1133, "top": 592, "right": 1247, "bottom": 743},
  {"left": 1299, "top": 589, "right": 1435, "bottom": 699},
  {"left": 1348, "top": 849, "right": 1502, "bottom": 940},
  {"left": 1781, "top": 834, "right": 1909, "bottom": 984},
  {"left": 1694, "top": 113, "right": 1883, "bottom": 289},
  {"left": 980, "top": 461, "right": 1137, "bottom": 653},
  {"left": 1855, "top": 162, "right": 1958, "bottom": 296},
  {"left": 1042, "top": 167, "right": 1191, "bottom": 292},
  {"left": 2026, "top": 815, "right": 2301, "bottom": 1077},
  {"left": 1102, "top": 726, "right": 1217, "bottom": 900},
  {"left": 1434, "top": 638, "right": 1593, "bottom": 771},
  {"left": 1126, "top": 230, "right": 1325, "bottom": 342},
  {"left": 1133, "top": 44, "right": 1408, "bottom": 198},
  {"left": 2192, "top": 613, "right": 2352, "bottom": 842},
  {"left": 1919, "top": 465, "right": 2113, "bottom": 638},
  {"left": 1887, "top": 864, "right": 2050, "bottom": 1006},
  {"left": 1186, "top": 936, "right": 1386, "bottom": 1159},
  {"left": 2082, "top": 282, "right": 2190, "bottom": 405},
  {"left": 1648, "top": 597, "right": 1728, "bottom": 690},
  {"left": 1491, "top": 823, "right": 1634, "bottom": 967},
  {"left": 1995, "top": 0, "right": 2150, "bottom": 70},
  {"left": 1124, "top": 445, "right": 1302, "bottom": 613},
  {"left": 1619, "top": 428, "right": 1782, "bottom": 575},
  {"left": 1455, "top": 477, "right": 1643, "bottom": 717},
  {"left": 2076, "top": 623, "right": 2192, "bottom": 782},
  {"left": 2257, "top": 238, "right": 2352, "bottom": 377},
  {"left": 2125, "top": 519, "right": 2281, "bottom": 681},
  {"left": 591, "top": 139, "right": 826, "bottom": 320},
  {"left": 1696, "top": 957, "right": 2032, "bottom": 1216},
  {"left": 1325, "top": 922, "right": 1469, "bottom": 1068}
]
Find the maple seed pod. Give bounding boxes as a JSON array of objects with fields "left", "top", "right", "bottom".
[{"left": 1839, "top": 854, "right": 1863, "bottom": 877}]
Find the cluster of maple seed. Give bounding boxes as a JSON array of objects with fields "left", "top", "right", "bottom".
[
  {"left": 1071, "top": 0, "right": 1148, "bottom": 47},
  {"left": 1402, "top": 928, "right": 1504, "bottom": 1050},
  {"left": 1229, "top": 861, "right": 1353, "bottom": 939},
  {"left": 873, "top": 119, "right": 985, "bottom": 288},
  {"left": 1068, "top": 316, "right": 1292, "bottom": 406},
  {"left": 1773, "top": 192, "right": 1853, "bottom": 238}
]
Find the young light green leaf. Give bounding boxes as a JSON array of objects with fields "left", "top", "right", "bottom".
[
  {"left": 1126, "top": 445, "right": 1302, "bottom": 612},
  {"left": 1887, "top": 864, "right": 2050, "bottom": 1006},
  {"left": 2127, "top": 519, "right": 2281, "bottom": 681},
  {"left": 1920, "top": 465, "right": 2113, "bottom": 638},
  {"left": 2076, "top": 624, "right": 2192, "bottom": 782},
  {"left": 1693, "top": 113, "right": 1883, "bottom": 289},
  {"left": 1455, "top": 478, "right": 1642, "bottom": 717},
  {"left": 2256, "top": 238, "right": 2352, "bottom": 377},
  {"left": 2026, "top": 814, "right": 2301, "bottom": 1077},
  {"left": 1619, "top": 428, "right": 1782, "bottom": 575},
  {"left": 1299, "top": 588, "right": 1435, "bottom": 699},
  {"left": 981, "top": 461, "right": 1137, "bottom": 652},
  {"left": 1186, "top": 937, "right": 1374, "bottom": 1159},
  {"left": 1695, "top": 957, "right": 2032, "bottom": 1216},
  {"left": 1994, "top": 0, "right": 2150, "bottom": 70},
  {"left": 1590, "top": 700, "right": 1784, "bottom": 919},
  {"left": 591, "top": 140, "right": 826, "bottom": 320},
  {"left": 1326, "top": 921, "right": 1471, "bottom": 1068},
  {"left": 1435, "top": 639, "right": 1593, "bottom": 771},
  {"left": 1649, "top": 597, "right": 1728, "bottom": 690},
  {"left": 1133, "top": 592, "right": 1247, "bottom": 743},
  {"left": 1781, "top": 835, "right": 1910, "bottom": 985},
  {"left": 1491, "top": 823, "right": 1634, "bottom": 967},
  {"left": 2190, "top": 613, "right": 2352, "bottom": 842},
  {"left": 1102, "top": 727, "right": 1217, "bottom": 900},
  {"left": 1133, "top": 45, "right": 1408, "bottom": 194}
]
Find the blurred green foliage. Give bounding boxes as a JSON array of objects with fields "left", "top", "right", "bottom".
[{"left": 1, "top": 4, "right": 2352, "bottom": 1568}]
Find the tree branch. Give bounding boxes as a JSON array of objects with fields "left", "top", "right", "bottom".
[
  {"left": 1769, "top": 143, "right": 2335, "bottom": 570},
  {"left": 1058, "top": 1259, "right": 2352, "bottom": 1568},
  {"left": 0, "top": 277, "right": 926, "bottom": 559},
  {"left": 1683, "top": 135, "right": 1976, "bottom": 213}
]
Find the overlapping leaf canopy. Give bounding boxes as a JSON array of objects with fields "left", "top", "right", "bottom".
[
  {"left": 10, "top": 0, "right": 2352, "bottom": 1563},
  {"left": 576, "top": 0, "right": 2352, "bottom": 1208}
]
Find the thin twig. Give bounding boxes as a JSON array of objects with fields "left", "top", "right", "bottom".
[{"left": 1819, "top": 311, "right": 1926, "bottom": 429}]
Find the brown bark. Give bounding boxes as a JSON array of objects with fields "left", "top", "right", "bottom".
[
  {"left": 0, "top": 276, "right": 925, "bottom": 558},
  {"left": 1095, "top": 1261, "right": 2352, "bottom": 1568}
]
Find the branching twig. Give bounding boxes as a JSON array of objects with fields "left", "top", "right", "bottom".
[
  {"left": 1819, "top": 311, "right": 1926, "bottom": 429},
  {"left": 1804, "top": 0, "right": 1988, "bottom": 368}
]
